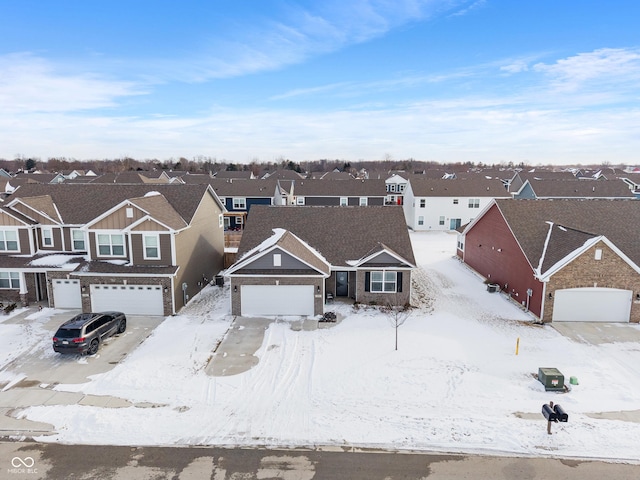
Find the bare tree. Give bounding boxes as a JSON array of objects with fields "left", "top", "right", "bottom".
[{"left": 381, "top": 301, "right": 412, "bottom": 351}]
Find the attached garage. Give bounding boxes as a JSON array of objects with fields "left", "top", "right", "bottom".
[
  {"left": 52, "top": 279, "right": 82, "bottom": 309},
  {"left": 241, "top": 285, "right": 314, "bottom": 316},
  {"left": 552, "top": 287, "right": 632, "bottom": 322},
  {"left": 90, "top": 284, "right": 164, "bottom": 316}
]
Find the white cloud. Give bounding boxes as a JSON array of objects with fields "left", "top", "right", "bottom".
[
  {"left": 0, "top": 53, "right": 145, "bottom": 114},
  {"left": 533, "top": 47, "right": 640, "bottom": 92},
  {"left": 500, "top": 61, "right": 529, "bottom": 74},
  {"left": 449, "top": 0, "right": 486, "bottom": 17},
  {"left": 156, "top": 0, "right": 462, "bottom": 82}
]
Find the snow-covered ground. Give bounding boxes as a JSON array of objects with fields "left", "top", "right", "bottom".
[{"left": 4, "top": 231, "right": 640, "bottom": 461}]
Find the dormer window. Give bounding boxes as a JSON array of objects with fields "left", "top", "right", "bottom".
[
  {"left": 273, "top": 253, "right": 282, "bottom": 267},
  {"left": 126, "top": 207, "right": 134, "bottom": 218},
  {"left": 595, "top": 248, "right": 603, "bottom": 260}
]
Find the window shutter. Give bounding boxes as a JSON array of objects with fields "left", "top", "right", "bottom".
[
  {"left": 365, "top": 272, "right": 370, "bottom": 292},
  {"left": 397, "top": 272, "right": 403, "bottom": 292}
]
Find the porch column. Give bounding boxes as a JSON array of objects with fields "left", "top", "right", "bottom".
[{"left": 19, "top": 272, "right": 28, "bottom": 306}]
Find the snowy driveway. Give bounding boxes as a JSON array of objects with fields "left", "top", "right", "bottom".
[{"left": 2, "top": 231, "right": 640, "bottom": 462}]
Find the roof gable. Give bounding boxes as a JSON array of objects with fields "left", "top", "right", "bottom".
[
  {"left": 238, "top": 206, "right": 415, "bottom": 267},
  {"left": 493, "top": 199, "right": 640, "bottom": 271},
  {"left": 228, "top": 228, "right": 330, "bottom": 276}
]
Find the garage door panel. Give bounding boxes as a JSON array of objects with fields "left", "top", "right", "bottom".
[
  {"left": 90, "top": 284, "right": 164, "bottom": 316},
  {"left": 553, "top": 287, "right": 631, "bottom": 322},
  {"left": 241, "top": 285, "right": 314, "bottom": 316},
  {"left": 52, "top": 279, "right": 82, "bottom": 309}
]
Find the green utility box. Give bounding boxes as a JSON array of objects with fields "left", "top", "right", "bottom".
[{"left": 538, "top": 367, "right": 565, "bottom": 391}]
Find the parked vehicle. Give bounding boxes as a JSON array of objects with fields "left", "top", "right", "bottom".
[{"left": 52, "top": 311, "right": 127, "bottom": 355}]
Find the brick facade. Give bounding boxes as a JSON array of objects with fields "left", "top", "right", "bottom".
[
  {"left": 543, "top": 241, "right": 640, "bottom": 323},
  {"left": 355, "top": 270, "right": 411, "bottom": 306}
]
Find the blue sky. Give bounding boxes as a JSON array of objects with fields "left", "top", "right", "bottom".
[{"left": 1, "top": 0, "right": 639, "bottom": 165}]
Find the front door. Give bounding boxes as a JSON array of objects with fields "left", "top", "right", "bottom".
[{"left": 336, "top": 271, "right": 349, "bottom": 297}]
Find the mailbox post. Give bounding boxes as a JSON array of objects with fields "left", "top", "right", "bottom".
[{"left": 542, "top": 401, "right": 568, "bottom": 434}]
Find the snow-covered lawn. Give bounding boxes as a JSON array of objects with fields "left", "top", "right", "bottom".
[{"left": 6, "top": 231, "right": 640, "bottom": 460}]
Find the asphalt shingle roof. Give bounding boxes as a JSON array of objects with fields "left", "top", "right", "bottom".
[
  {"left": 238, "top": 205, "right": 415, "bottom": 267},
  {"left": 493, "top": 198, "right": 640, "bottom": 271},
  {"left": 524, "top": 179, "right": 635, "bottom": 198},
  {"left": 8, "top": 183, "right": 212, "bottom": 225},
  {"left": 409, "top": 177, "right": 509, "bottom": 197}
]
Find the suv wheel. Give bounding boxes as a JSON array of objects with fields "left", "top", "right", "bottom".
[
  {"left": 87, "top": 339, "right": 99, "bottom": 355},
  {"left": 117, "top": 319, "right": 126, "bottom": 334}
]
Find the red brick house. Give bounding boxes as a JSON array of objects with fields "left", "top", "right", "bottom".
[{"left": 460, "top": 199, "right": 640, "bottom": 323}]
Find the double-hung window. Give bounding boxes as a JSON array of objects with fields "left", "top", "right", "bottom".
[
  {"left": 232, "top": 197, "right": 246, "bottom": 210},
  {"left": 143, "top": 234, "right": 160, "bottom": 259},
  {"left": 370, "top": 271, "right": 397, "bottom": 293},
  {"left": 0, "top": 230, "right": 19, "bottom": 252},
  {"left": 42, "top": 227, "right": 53, "bottom": 247},
  {"left": 296, "top": 197, "right": 305, "bottom": 205},
  {"left": 340, "top": 197, "right": 348, "bottom": 206},
  {"left": 419, "top": 199, "right": 426, "bottom": 208},
  {"left": 468, "top": 198, "right": 480, "bottom": 208},
  {"left": 359, "top": 197, "right": 368, "bottom": 206},
  {"left": 71, "top": 229, "right": 86, "bottom": 250},
  {"left": 0, "top": 272, "right": 20, "bottom": 289},
  {"left": 97, "top": 233, "right": 125, "bottom": 257}
]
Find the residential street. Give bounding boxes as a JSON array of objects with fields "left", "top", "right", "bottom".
[
  {"left": 2, "top": 232, "right": 640, "bottom": 463},
  {"left": 2, "top": 442, "right": 640, "bottom": 479}
]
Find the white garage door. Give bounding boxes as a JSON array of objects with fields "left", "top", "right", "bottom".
[
  {"left": 552, "top": 287, "right": 632, "bottom": 322},
  {"left": 90, "top": 284, "right": 164, "bottom": 316},
  {"left": 241, "top": 285, "right": 314, "bottom": 316},
  {"left": 52, "top": 279, "right": 82, "bottom": 309}
]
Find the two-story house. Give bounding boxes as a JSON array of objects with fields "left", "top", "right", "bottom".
[
  {"left": 275, "top": 179, "right": 387, "bottom": 207},
  {"left": 1, "top": 183, "right": 225, "bottom": 315},
  {"left": 403, "top": 177, "right": 509, "bottom": 231},
  {"left": 205, "top": 179, "right": 278, "bottom": 230}
]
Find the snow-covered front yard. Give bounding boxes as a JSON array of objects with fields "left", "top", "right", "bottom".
[{"left": 4, "top": 231, "right": 640, "bottom": 461}]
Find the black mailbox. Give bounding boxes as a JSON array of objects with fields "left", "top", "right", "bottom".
[
  {"left": 542, "top": 404, "right": 557, "bottom": 422},
  {"left": 554, "top": 404, "right": 568, "bottom": 422}
]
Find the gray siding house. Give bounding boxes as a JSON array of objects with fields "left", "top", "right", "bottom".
[{"left": 226, "top": 205, "right": 415, "bottom": 317}]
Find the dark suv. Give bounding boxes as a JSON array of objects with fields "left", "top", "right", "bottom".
[{"left": 52, "top": 311, "right": 127, "bottom": 355}]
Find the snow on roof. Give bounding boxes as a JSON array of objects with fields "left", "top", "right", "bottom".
[
  {"left": 238, "top": 228, "right": 287, "bottom": 260},
  {"left": 144, "top": 191, "right": 162, "bottom": 197},
  {"left": 28, "top": 254, "right": 87, "bottom": 267}
]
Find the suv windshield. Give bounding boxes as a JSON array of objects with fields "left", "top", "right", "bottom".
[{"left": 55, "top": 328, "right": 82, "bottom": 338}]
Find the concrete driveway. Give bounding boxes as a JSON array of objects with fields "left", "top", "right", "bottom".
[
  {"left": 206, "top": 316, "right": 339, "bottom": 376},
  {"left": 0, "top": 307, "right": 166, "bottom": 437},
  {"left": 551, "top": 321, "right": 640, "bottom": 345}
]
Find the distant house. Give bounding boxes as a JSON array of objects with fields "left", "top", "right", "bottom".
[
  {"left": 507, "top": 170, "right": 576, "bottom": 193},
  {"left": 385, "top": 174, "right": 408, "bottom": 205},
  {"left": 460, "top": 199, "right": 640, "bottom": 323},
  {"left": 403, "top": 177, "right": 509, "bottom": 231},
  {"left": 512, "top": 179, "right": 636, "bottom": 199},
  {"left": 207, "top": 179, "right": 278, "bottom": 230},
  {"left": 1, "top": 183, "right": 225, "bottom": 315},
  {"left": 226, "top": 206, "right": 415, "bottom": 316},
  {"left": 275, "top": 179, "right": 387, "bottom": 207}
]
